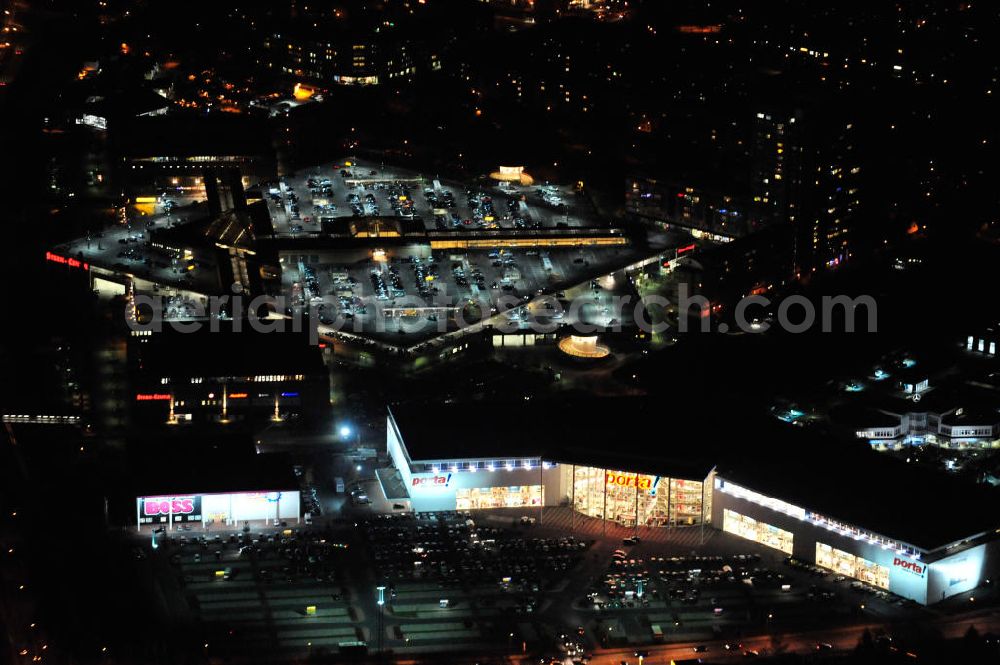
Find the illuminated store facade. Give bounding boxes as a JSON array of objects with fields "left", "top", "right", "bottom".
[
  {"left": 712, "top": 476, "right": 1000, "bottom": 605},
  {"left": 570, "top": 467, "right": 712, "bottom": 527},
  {"left": 385, "top": 406, "right": 1000, "bottom": 606},
  {"left": 135, "top": 491, "right": 301, "bottom": 531},
  {"left": 386, "top": 413, "right": 713, "bottom": 525}
]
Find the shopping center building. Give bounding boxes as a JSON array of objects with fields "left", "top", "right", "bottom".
[
  {"left": 386, "top": 401, "right": 716, "bottom": 526},
  {"left": 131, "top": 446, "right": 301, "bottom": 532},
  {"left": 136, "top": 491, "right": 301, "bottom": 530},
  {"left": 711, "top": 456, "right": 1000, "bottom": 605},
  {"left": 384, "top": 399, "right": 1000, "bottom": 605}
]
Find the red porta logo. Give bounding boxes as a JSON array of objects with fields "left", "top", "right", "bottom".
[
  {"left": 893, "top": 557, "right": 924, "bottom": 575},
  {"left": 144, "top": 497, "right": 195, "bottom": 515},
  {"left": 411, "top": 474, "right": 451, "bottom": 488}
]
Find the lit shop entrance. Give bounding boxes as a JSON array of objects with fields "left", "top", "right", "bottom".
[
  {"left": 455, "top": 485, "right": 543, "bottom": 510},
  {"left": 816, "top": 542, "right": 890, "bottom": 589},
  {"left": 569, "top": 465, "right": 711, "bottom": 528},
  {"left": 722, "top": 508, "right": 794, "bottom": 555}
]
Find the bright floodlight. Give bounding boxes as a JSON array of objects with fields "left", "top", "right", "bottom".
[{"left": 340, "top": 425, "right": 352, "bottom": 438}]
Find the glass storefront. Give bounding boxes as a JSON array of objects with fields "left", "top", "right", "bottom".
[
  {"left": 815, "top": 542, "right": 889, "bottom": 589},
  {"left": 856, "top": 557, "right": 890, "bottom": 590},
  {"left": 571, "top": 465, "right": 706, "bottom": 527},
  {"left": 455, "top": 486, "right": 542, "bottom": 510},
  {"left": 671, "top": 479, "right": 705, "bottom": 525},
  {"left": 722, "top": 509, "right": 794, "bottom": 554},
  {"left": 815, "top": 542, "right": 856, "bottom": 577}
]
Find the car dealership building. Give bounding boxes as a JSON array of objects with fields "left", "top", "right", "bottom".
[{"left": 385, "top": 399, "right": 1000, "bottom": 605}]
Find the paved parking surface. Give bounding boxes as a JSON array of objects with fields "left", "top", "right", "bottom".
[
  {"left": 282, "top": 245, "right": 643, "bottom": 347},
  {"left": 265, "top": 160, "right": 597, "bottom": 237},
  {"left": 54, "top": 204, "right": 220, "bottom": 295},
  {"left": 137, "top": 504, "right": 934, "bottom": 663},
  {"left": 162, "top": 529, "right": 362, "bottom": 659}
]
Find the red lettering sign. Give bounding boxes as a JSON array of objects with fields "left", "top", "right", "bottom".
[
  {"left": 46, "top": 252, "right": 90, "bottom": 271},
  {"left": 893, "top": 557, "right": 924, "bottom": 575},
  {"left": 411, "top": 474, "right": 451, "bottom": 488},
  {"left": 136, "top": 393, "right": 172, "bottom": 401}
]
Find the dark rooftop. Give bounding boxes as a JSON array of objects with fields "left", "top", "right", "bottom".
[
  {"left": 828, "top": 403, "right": 900, "bottom": 429},
  {"left": 716, "top": 435, "right": 1000, "bottom": 552},
  {"left": 389, "top": 396, "right": 724, "bottom": 480},
  {"left": 131, "top": 324, "right": 326, "bottom": 379},
  {"left": 129, "top": 434, "right": 298, "bottom": 497}
]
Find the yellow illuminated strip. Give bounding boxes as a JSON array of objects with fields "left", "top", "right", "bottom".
[{"left": 430, "top": 237, "right": 628, "bottom": 250}]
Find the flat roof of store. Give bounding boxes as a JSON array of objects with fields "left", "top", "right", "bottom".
[
  {"left": 389, "top": 397, "right": 1000, "bottom": 552},
  {"left": 390, "top": 396, "right": 739, "bottom": 480},
  {"left": 715, "top": 441, "right": 1000, "bottom": 552},
  {"left": 131, "top": 325, "right": 326, "bottom": 378},
  {"left": 132, "top": 442, "right": 299, "bottom": 497}
]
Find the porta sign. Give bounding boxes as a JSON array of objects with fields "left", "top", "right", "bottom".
[
  {"left": 893, "top": 557, "right": 925, "bottom": 577},
  {"left": 606, "top": 472, "right": 654, "bottom": 492},
  {"left": 411, "top": 474, "right": 452, "bottom": 489}
]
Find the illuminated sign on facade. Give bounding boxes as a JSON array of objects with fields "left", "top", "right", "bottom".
[
  {"left": 411, "top": 474, "right": 452, "bottom": 488},
  {"left": 45, "top": 252, "right": 90, "bottom": 271},
  {"left": 139, "top": 496, "right": 201, "bottom": 524},
  {"left": 893, "top": 557, "right": 925, "bottom": 577},
  {"left": 136, "top": 393, "right": 172, "bottom": 401},
  {"left": 605, "top": 471, "right": 655, "bottom": 492}
]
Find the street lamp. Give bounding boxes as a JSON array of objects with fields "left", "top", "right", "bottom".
[
  {"left": 340, "top": 423, "right": 362, "bottom": 448},
  {"left": 376, "top": 586, "right": 386, "bottom": 654}
]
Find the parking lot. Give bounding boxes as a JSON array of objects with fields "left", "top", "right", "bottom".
[
  {"left": 159, "top": 527, "right": 363, "bottom": 659},
  {"left": 264, "top": 160, "right": 597, "bottom": 237},
  {"left": 53, "top": 202, "right": 220, "bottom": 296},
  {"left": 280, "top": 244, "right": 643, "bottom": 347},
  {"left": 136, "top": 500, "right": 937, "bottom": 663},
  {"left": 361, "top": 510, "right": 593, "bottom": 654}
]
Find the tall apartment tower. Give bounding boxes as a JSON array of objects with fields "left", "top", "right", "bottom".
[{"left": 751, "top": 108, "right": 861, "bottom": 276}]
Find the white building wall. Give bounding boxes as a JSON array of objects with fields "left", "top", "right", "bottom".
[
  {"left": 387, "top": 415, "right": 413, "bottom": 488},
  {"left": 927, "top": 540, "right": 1000, "bottom": 603}
]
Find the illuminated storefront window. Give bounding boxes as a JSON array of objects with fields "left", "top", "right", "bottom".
[
  {"left": 670, "top": 479, "right": 704, "bottom": 526},
  {"left": 571, "top": 466, "right": 705, "bottom": 526},
  {"left": 816, "top": 542, "right": 856, "bottom": 577},
  {"left": 815, "top": 542, "right": 889, "bottom": 589},
  {"left": 722, "top": 509, "right": 794, "bottom": 554},
  {"left": 455, "top": 486, "right": 542, "bottom": 510},
  {"left": 573, "top": 465, "right": 606, "bottom": 519}
]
